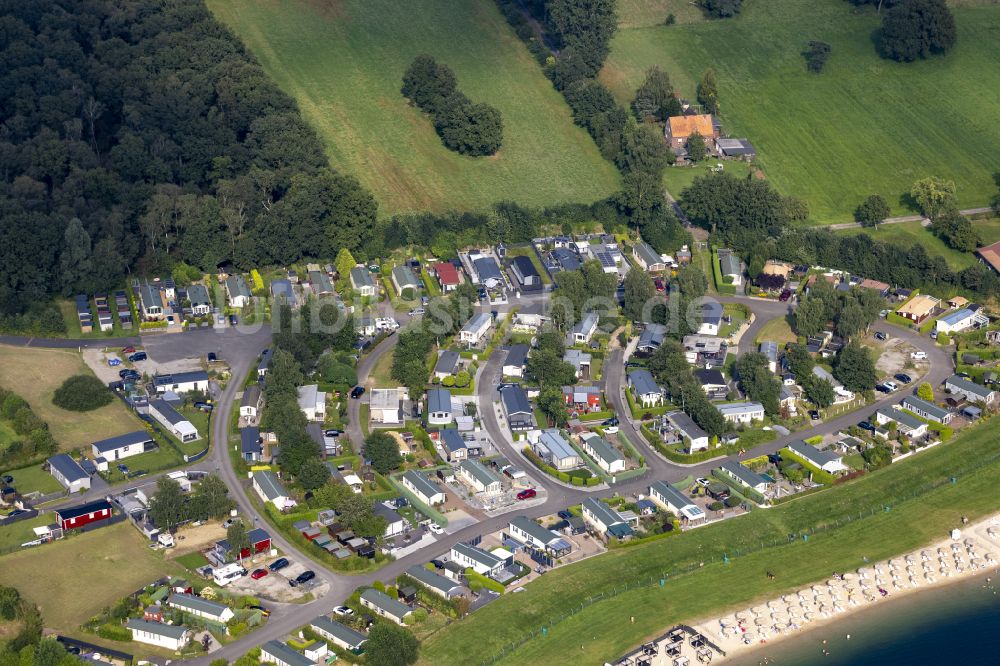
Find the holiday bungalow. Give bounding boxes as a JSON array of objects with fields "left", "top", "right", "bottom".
[
  {"left": 945, "top": 375, "right": 996, "bottom": 404},
  {"left": 562, "top": 385, "right": 601, "bottom": 412},
  {"left": 874, "top": 407, "right": 928, "bottom": 438},
  {"left": 260, "top": 640, "right": 314, "bottom": 666},
  {"left": 225, "top": 274, "right": 252, "bottom": 309},
  {"left": 391, "top": 266, "right": 420, "bottom": 297},
  {"left": 451, "top": 542, "right": 505, "bottom": 577},
  {"left": 432, "top": 262, "right": 461, "bottom": 292},
  {"left": 47, "top": 454, "right": 91, "bottom": 492},
  {"left": 153, "top": 370, "right": 209, "bottom": 394},
  {"left": 297, "top": 384, "right": 326, "bottom": 422},
  {"left": 369, "top": 388, "right": 404, "bottom": 425},
  {"left": 510, "top": 255, "right": 541, "bottom": 288},
  {"left": 426, "top": 388, "right": 454, "bottom": 426},
  {"left": 683, "top": 335, "right": 726, "bottom": 366},
  {"left": 137, "top": 282, "right": 164, "bottom": 321},
  {"left": 666, "top": 411, "right": 710, "bottom": 452},
  {"left": 360, "top": 588, "right": 413, "bottom": 626},
  {"left": 581, "top": 497, "right": 633, "bottom": 540},
  {"left": 716, "top": 401, "right": 765, "bottom": 424},
  {"left": 240, "top": 427, "right": 263, "bottom": 462},
  {"left": 502, "top": 344, "right": 530, "bottom": 378},
  {"left": 632, "top": 241, "right": 667, "bottom": 272},
  {"left": 91, "top": 431, "right": 155, "bottom": 462},
  {"left": 563, "top": 349, "right": 592, "bottom": 379},
  {"left": 433, "top": 350, "right": 461, "bottom": 379},
  {"left": 628, "top": 369, "right": 664, "bottom": 407},
  {"left": 665, "top": 114, "right": 717, "bottom": 153},
  {"left": 648, "top": 480, "right": 705, "bottom": 524},
  {"left": 896, "top": 294, "right": 940, "bottom": 324},
  {"left": 568, "top": 312, "right": 599, "bottom": 346},
  {"left": 56, "top": 499, "right": 112, "bottom": 531},
  {"left": 213, "top": 527, "right": 272, "bottom": 562},
  {"left": 167, "top": 593, "right": 235, "bottom": 624},
  {"left": 309, "top": 270, "right": 334, "bottom": 296},
  {"left": 718, "top": 459, "right": 770, "bottom": 494},
  {"left": 350, "top": 267, "right": 377, "bottom": 297},
  {"left": 458, "top": 459, "right": 502, "bottom": 495},
  {"left": 126, "top": 619, "right": 191, "bottom": 651},
  {"left": 500, "top": 385, "right": 535, "bottom": 431},
  {"left": 187, "top": 283, "right": 212, "bottom": 316},
  {"left": 636, "top": 323, "right": 667, "bottom": 355},
  {"left": 240, "top": 385, "right": 263, "bottom": 419},
  {"left": 787, "top": 440, "right": 848, "bottom": 474},
  {"left": 401, "top": 471, "right": 446, "bottom": 505},
  {"left": 252, "top": 470, "right": 296, "bottom": 510},
  {"left": 310, "top": 616, "right": 368, "bottom": 652},
  {"left": 900, "top": 395, "right": 952, "bottom": 424},
  {"left": 508, "top": 515, "right": 572, "bottom": 556},
  {"left": 459, "top": 312, "right": 492, "bottom": 347},
  {"left": 405, "top": 564, "right": 468, "bottom": 599},
  {"left": 694, "top": 368, "right": 729, "bottom": 400},
  {"left": 936, "top": 307, "right": 988, "bottom": 334},
  {"left": 148, "top": 399, "right": 200, "bottom": 443},
  {"left": 579, "top": 432, "right": 625, "bottom": 474},
  {"left": 531, "top": 429, "right": 582, "bottom": 470}
]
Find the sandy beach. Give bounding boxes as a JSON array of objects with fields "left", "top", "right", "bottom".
[{"left": 686, "top": 512, "right": 1000, "bottom": 663}]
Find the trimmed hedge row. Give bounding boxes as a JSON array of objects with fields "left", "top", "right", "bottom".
[
  {"left": 710, "top": 467, "right": 767, "bottom": 505},
  {"left": 780, "top": 447, "right": 837, "bottom": 485},
  {"left": 522, "top": 446, "right": 600, "bottom": 486}
]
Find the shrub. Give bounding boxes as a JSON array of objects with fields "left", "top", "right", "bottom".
[
  {"left": 52, "top": 375, "right": 114, "bottom": 411},
  {"left": 708, "top": 501, "right": 724, "bottom": 511},
  {"left": 97, "top": 623, "right": 132, "bottom": 641},
  {"left": 723, "top": 495, "right": 741, "bottom": 508},
  {"left": 454, "top": 370, "right": 471, "bottom": 388}
]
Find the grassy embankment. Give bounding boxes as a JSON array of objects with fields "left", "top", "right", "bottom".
[{"left": 420, "top": 420, "right": 1000, "bottom": 665}]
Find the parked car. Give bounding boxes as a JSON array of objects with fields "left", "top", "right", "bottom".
[
  {"left": 516, "top": 488, "right": 537, "bottom": 500},
  {"left": 119, "top": 369, "right": 140, "bottom": 379},
  {"left": 107, "top": 358, "right": 122, "bottom": 367},
  {"left": 207, "top": 352, "right": 217, "bottom": 362},
  {"left": 767, "top": 454, "right": 782, "bottom": 464},
  {"left": 875, "top": 384, "right": 891, "bottom": 394},
  {"left": 324, "top": 429, "right": 343, "bottom": 437},
  {"left": 428, "top": 523, "right": 444, "bottom": 535},
  {"left": 290, "top": 570, "right": 315, "bottom": 587},
  {"left": 603, "top": 425, "right": 619, "bottom": 434},
  {"left": 809, "top": 410, "right": 821, "bottom": 421},
  {"left": 194, "top": 402, "right": 213, "bottom": 412},
  {"left": 247, "top": 604, "right": 270, "bottom": 617},
  {"left": 128, "top": 351, "right": 147, "bottom": 362},
  {"left": 874, "top": 331, "right": 887, "bottom": 341},
  {"left": 859, "top": 421, "right": 876, "bottom": 432},
  {"left": 267, "top": 557, "right": 290, "bottom": 572},
  {"left": 333, "top": 605, "right": 354, "bottom": 617},
  {"left": 883, "top": 380, "right": 898, "bottom": 392},
  {"left": 350, "top": 386, "right": 365, "bottom": 399},
  {"left": 602, "top": 417, "right": 619, "bottom": 427},
  {"left": 429, "top": 559, "right": 445, "bottom": 570},
  {"left": 696, "top": 477, "right": 710, "bottom": 487},
  {"left": 122, "top": 346, "right": 136, "bottom": 354},
  {"left": 250, "top": 568, "right": 268, "bottom": 580},
  {"left": 894, "top": 373, "right": 912, "bottom": 384},
  {"left": 879, "top": 309, "right": 890, "bottom": 318},
  {"left": 778, "top": 289, "right": 792, "bottom": 302},
  {"left": 911, "top": 351, "right": 927, "bottom": 360},
  {"left": 557, "top": 510, "right": 573, "bottom": 519},
  {"left": 408, "top": 308, "right": 425, "bottom": 316}
]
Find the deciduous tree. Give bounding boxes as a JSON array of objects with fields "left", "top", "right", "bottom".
[
  {"left": 365, "top": 621, "right": 420, "bottom": 666},
  {"left": 364, "top": 431, "right": 402, "bottom": 475},
  {"left": 879, "top": 0, "right": 956, "bottom": 62},
  {"left": 855, "top": 194, "right": 890, "bottom": 228}
]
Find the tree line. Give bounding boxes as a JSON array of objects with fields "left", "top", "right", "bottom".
[
  {"left": 401, "top": 55, "right": 503, "bottom": 156},
  {"left": 0, "top": 0, "right": 375, "bottom": 320},
  {"left": 0, "top": 386, "right": 56, "bottom": 469},
  {"left": 679, "top": 172, "right": 1000, "bottom": 298}
]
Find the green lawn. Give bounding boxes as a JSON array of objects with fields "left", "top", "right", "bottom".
[
  {"left": 207, "top": 0, "right": 619, "bottom": 216},
  {"left": 419, "top": 419, "right": 1000, "bottom": 665},
  {"left": 0, "top": 345, "right": 142, "bottom": 452},
  {"left": 600, "top": 0, "right": 1000, "bottom": 222},
  {"left": 662, "top": 160, "right": 754, "bottom": 200},
  {"left": 0, "top": 522, "right": 186, "bottom": 633},
  {"left": 102, "top": 446, "right": 185, "bottom": 483},
  {"left": 0, "top": 420, "right": 17, "bottom": 449},
  {"left": 754, "top": 316, "right": 797, "bottom": 345},
  {"left": 0, "top": 514, "right": 51, "bottom": 552},
  {"left": 4, "top": 463, "right": 63, "bottom": 495},
  {"left": 617, "top": 0, "right": 707, "bottom": 28},
  {"left": 839, "top": 218, "right": 1000, "bottom": 270}
]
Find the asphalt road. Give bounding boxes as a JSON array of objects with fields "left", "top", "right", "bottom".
[{"left": 38, "top": 290, "right": 949, "bottom": 665}]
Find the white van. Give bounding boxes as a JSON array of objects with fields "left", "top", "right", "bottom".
[
  {"left": 212, "top": 562, "right": 247, "bottom": 586},
  {"left": 910, "top": 351, "right": 927, "bottom": 360}
]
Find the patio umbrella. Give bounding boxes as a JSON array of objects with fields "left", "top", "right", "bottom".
[
  {"left": 965, "top": 538, "right": 976, "bottom": 547},
  {"left": 987, "top": 553, "right": 997, "bottom": 564},
  {"left": 804, "top": 612, "right": 815, "bottom": 622},
  {"left": 921, "top": 550, "right": 932, "bottom": 561},
  {"left": 767, "top": 599, "right": 782, "bottom": 610},
  {"left": 735, "top": 610, "right": 750, "bottom": 621},
  {"left": 755, "top": 617, "right": 769, "bottom": 627}
]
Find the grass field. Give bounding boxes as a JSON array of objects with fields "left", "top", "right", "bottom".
[
  {"left": 5, "top": 463, "right": 63, "bottom": 495},
  {"left": 838, "top": 218, "right": 1000, "bottom": 270},
  {"left": 755, "top": 316, "right": 797, "bottom": 345},
  {"left": 0, "top": 345, "right": 142, "bottom": 452},
  {"left": 0, "top": 522, "right": 184, "bottom": 632},
  {"left": 617, "top": 0, "right": 707, "bottom": 28},
  {"left": 600, "top": 0, "right": 1000, "bottom": 222},
  {"left": 207, "top": 0, "right": 619, "bottom": 216},
  {"left": 662, "top": 160, "right": 755, "bottom": 199},
  {"left": 0, "top": 514, "right": 50, "bottom": 552},
  {"left": 419, "top": 419, "right": 1000, "bottom": 665}
]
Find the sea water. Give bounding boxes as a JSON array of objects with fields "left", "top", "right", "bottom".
[{"left": 729, "top": 570, "right": 1000, "bottom": 665}]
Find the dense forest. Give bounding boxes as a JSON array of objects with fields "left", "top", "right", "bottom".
[{"left": 0, "top": 0, "right": 375, "bottom": 319}]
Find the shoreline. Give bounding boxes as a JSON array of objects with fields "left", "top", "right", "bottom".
[{"left": 690, "top": 513, "right": 1000, "bottom": 663}]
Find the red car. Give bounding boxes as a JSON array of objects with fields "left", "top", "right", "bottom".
[
  {"left": 654, "top": 279, "right": 665, "bottom": 292},
  {"left": 250, "top": 568, "right": 268, "bottom": 580},
  {"left": 121, "top": 346, "right": 136, "bottom": 354},
  {"left": 516, "top": 488, "right": 537, "bottom": 500}
]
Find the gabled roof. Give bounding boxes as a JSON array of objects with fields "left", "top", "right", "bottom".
[
  {"left": 373, "top": 503, "right": 403, "bottom": 525},
  {"left": 511, "top": 255, "right": 539, "bottom": 278},
  {"left": 406, "top": 564, "right": 464, "bottom": 596},
  {"left": 350, "top": 267, "right": 375, "bottom": 289},
  {"left": 504, "top": 344, "right": 529, "bottom": 368},
  {"left": 580, "top": 433, "right": 624, "bottom": 466},
  {"left": 433, "top": 262, "right": 460, "bottom": 285},
  {"left": 310, "top": 616, "right": 367, "bottom": 649},
  {"left": 392, "top": 265, "right": 420, "bottom": 289},
  {"left": 637, "top": 323, "right": 667, "bottom": 350},
  {"left": 427, "top": 388, "right": 452, "bottom": 414},
  {"left": 649, "top": 480, "right": 697, "bottom": 511},
  {"left": 628, "top": 369, "right": 660, "bottom": 396},
  {"left": 402, "top": 470, "right": 441, "bottom": 499},
  {"left": 270, "top": 279, "right": 293, "bottom": 300},
  {"left": 452, "top": 541, "right": 503, "bottom": 569},
  {"left": 719, "top": 253, "right": 741, "bottom": 276},
  {"left": 666, "top": 411, "right": 708, "bottom": 441},
  {"left": 138, "top": 282, "right": 163, "bottom": 309},
  {"left": 153, "top": 370, "right": 209, "bottom": 387},
  {"left": 261, "top": 640, "right": 313, "bottom": 666},
  {"left": 56, "top": 499, "right": 112, "bottom": 521},
  {"left": 694, "top": 368, "right": 727, "bottom": 387},
  {"left": 149, "top": 399, "right": 187, "bottom": 425},
  {"left": 759, "top": 341, "right": 778, "bottom": 362},
  {"left": 633, "top": 241, "right": 661, "bottom": 267},
  {"left": 225, "top": 274, "right": 251, "bottom": 299},
  {"left": 788, "top": 440, "right": 841, "bottom": 467},
  {"left": 571, "top": 312, "right": 599, "bottom": 335},
  {"left": 537, "top": 429, "right": 577, "bottom": 461},
  {"left": 976, "top": 239, "right": 1000, "bottom": 273},
  {"left": 48, "top": 455, "right": 87, "bottom": 485},
  {"left": 167, "top": 592, "right": 229, "bottom": 619},
  {"left": 900, "top": 395, "right": 949, "bottom": 420},
  {"left": 510, "top": 515, "right": 560, "bottom": 545},
  {"left": 459, "top": 459, "right": 501, "bottom": 488},
  {"left": 433, "top": 350, "right": 460, "bottom": 375},
  {"left": 461, "top": 312, "right": 492, "bottom": 334},
  {"left": 473, "top": 256, "right": 503, "bottom": 282},
  {"left": 441, "top": 428, "right": 466, "bottom": 452},
  {"left": 361, "top": 587, "right": 412, "bottom": 619},
  {"left": 552, "top": 248, "right": 581, "bottom": 271},
  {"left": 939, "top": 308, "right": 976, "bottom": 326},
  {"left": 668, "top": 114, "right": 714, "bottom": 139},
  {"left": 309, "top": 270, "right": 334, "bottom": 294},
  {"left": 877, "top": 407, "right": 925, "bottom": 430},
  {"left": 946, "top": 374, "right": 992, "bottom": 399},
  {"left": 500, "top": 385, "right": 531, "bottom": 415},
  {"left": 125, "top": 618, "right": 189, "bottom": 640},
  {"left": 240, "top": 385, "right": 261, "bottom": 408},
  {"left": 253, "top": 470, "right": 287, "bottom": 501},
  {"left": 91, "top": 430, "right": 152, "bottom": 454},
  {"left": 582, "top": 497, "right": 625, "bottom": 527},
  {"left": 716, "top": 401, "right": 764, "bottom": 417},
  {"left": 187, "top": 283, "right": 211, "bottom": 306},
  {"left": 720, "top": 459, "right": 768, "bottom": 487}
]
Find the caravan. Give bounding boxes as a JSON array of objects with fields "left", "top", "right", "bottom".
[{"left": 212, "top": 562, "right": 247, "bottom": 586}]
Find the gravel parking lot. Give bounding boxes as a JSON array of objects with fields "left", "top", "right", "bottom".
[{"left": 222, "top": 557, "right": 327, "bottom": 602}]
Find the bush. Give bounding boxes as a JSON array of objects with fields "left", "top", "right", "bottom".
[
  {"left": 97, "top": 623, "right": 132, "bottom": 641},
  {"left": 708, "top": 501, "right": 724, "bottom": 511},
  {"left": 52, "top": 375, "right": 114, "bottom": 411},
  {"left": 723, "top": 495, "right": 741, "bottom": 508}
]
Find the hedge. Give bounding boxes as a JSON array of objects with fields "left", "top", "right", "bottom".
[
  {"left": 780, "top": 447, "right": 837, "bottom": 485},
  {"left": 97, "top": 624, "right": 132, "bottom": 641},
  {"left": 465, "top": 569, "right": 505, "bottom": 594},
  {"left": 885, "top": 312, "right": 913, "bottom": 328},
  {"left": 711, "top": 249, "right": 738, "bottom": 295},
  {"left": 522, "top": 446, "right": 599, "bottom": 486},
  {"left": 709, "top": 468, "right": 766, "bottom": 505}
]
